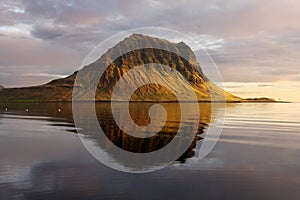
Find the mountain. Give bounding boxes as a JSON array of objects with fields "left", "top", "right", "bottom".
[
  {"left": 0, "top": 85, "right": 4, "bottom": 91},
  {"left": 0, "top": 34, "right": 242, "bottom": 102}
]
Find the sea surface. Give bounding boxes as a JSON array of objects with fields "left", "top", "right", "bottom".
[{"left": 0, "top": 102, "right": 299, "bottom": 200}]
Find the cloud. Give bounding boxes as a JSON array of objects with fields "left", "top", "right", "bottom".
[
  {"left": 22, "top": 73, "right": 67, "bottom": 78},
  {"left": 0, "top": 72, "right": 10, "bottom": 76},
  {"left": 30, "top": 24, "right": 66, "bottom": 40},
  {"left": 0, "top": 0, "right": 299, "bottom": 87}
]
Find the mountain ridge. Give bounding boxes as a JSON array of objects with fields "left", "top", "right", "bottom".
[{"left": 0, "top": 34, "right": 271, "bottom": 102}]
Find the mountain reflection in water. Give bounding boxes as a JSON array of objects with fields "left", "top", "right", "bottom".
[
  {"left": 0, "top": 102, "right": 213, "bottom": 164},
  {"left": 1, "top": 102, "right": 300, "bottom": 200}
]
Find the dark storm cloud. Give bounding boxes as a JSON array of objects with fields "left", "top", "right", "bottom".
[{"left": 0, "top": 0, "right": 300, "bottom": 87}]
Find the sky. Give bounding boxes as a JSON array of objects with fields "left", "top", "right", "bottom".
[{"left": 0, "top": 0, "right": 300, "bottom": 101}]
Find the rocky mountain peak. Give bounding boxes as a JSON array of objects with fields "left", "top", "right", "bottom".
[{"left": 0, "top": 34, "right": 242, "bottom": 102}]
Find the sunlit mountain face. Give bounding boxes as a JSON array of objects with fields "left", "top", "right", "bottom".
[{"left": 0, "top": 34, "right": 242, "bottom": 102}]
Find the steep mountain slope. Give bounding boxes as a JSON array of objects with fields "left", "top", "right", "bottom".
[{"left": 0, "top": 34, "right": 242, "bottom": 102}]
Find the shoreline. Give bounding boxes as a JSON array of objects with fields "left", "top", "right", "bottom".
[{"left": 0, "top": 100, "right": 292, "bottom": 103}]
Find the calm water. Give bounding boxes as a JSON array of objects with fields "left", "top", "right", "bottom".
[{"left": 0, "top": 102, "right": 299, "bottom": 199}]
